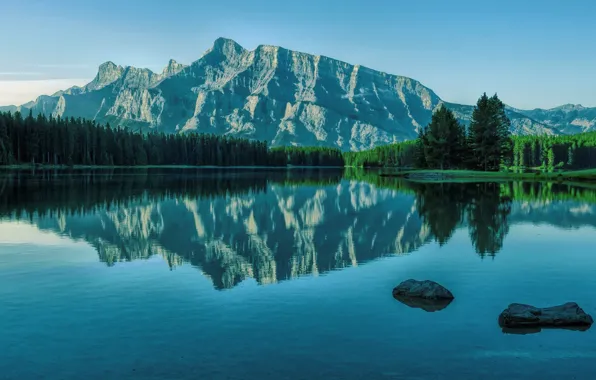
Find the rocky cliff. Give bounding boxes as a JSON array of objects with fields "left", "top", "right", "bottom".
[{"left": 3, "top": 38, "right": 594, "bottom": 150}]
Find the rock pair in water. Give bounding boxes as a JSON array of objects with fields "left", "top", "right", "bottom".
[{"left": 393, "top": 279, "right": 594, "bottom": 332}]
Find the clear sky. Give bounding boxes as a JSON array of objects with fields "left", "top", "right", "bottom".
[{"left": 1, "top": 0, "right": 594, "bottom": 109}]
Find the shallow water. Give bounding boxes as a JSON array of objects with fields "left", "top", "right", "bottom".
[{"left": 1, "top": 169, "right": 595, "bottom": 379}]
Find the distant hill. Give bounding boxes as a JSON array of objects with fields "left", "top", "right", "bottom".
[{"left": 510, "top": 104, "right": 596, "bottom": 134}]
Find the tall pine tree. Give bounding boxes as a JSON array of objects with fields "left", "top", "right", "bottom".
[
  {"left": 468, "top": 93, "right": 511, "bottom": 171},
  {"left": 0, "top": 116, "right": 13, "bottom": 165},
  {"left": 420, "top": 106, "right": 467, "bottom": 169}
]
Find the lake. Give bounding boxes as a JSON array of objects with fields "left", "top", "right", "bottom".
[{"left": 1, "top": 169, "right": 595, "bottom": 379}]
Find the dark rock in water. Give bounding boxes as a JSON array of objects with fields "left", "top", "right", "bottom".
[
  {"left": 392, "top": 279, "right": 455, "bottom": 300},
  {"left": 393, "top": 294, "right": 453, "bottom": 312},
  {"left": 498, "top": 302, "right": 593, "bottom": 331}
]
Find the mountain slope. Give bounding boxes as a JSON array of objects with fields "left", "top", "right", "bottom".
[
  {"left": 445, "top": 102, "right": 561, "bottom": 136},
  {"left": 2, "top": 37, "right": 588, "bottom": 150},
  {"left": 0, "top": 105, "right": 17, "bottom": 113},
  {"left": 511, "top": 104, "right": 596, "bottom": 134}
]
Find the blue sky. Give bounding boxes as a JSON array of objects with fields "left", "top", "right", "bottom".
[{"left": 1, "top": 0, "right": 594, "bottom": 109}]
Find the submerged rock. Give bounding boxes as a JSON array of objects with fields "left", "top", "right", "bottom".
[
  {"left": 393, "top": 294, "right": 453, "bottom": 312},
  {"left": 392, "top": 279, "right": 455, "bottom": 300},
  {"left": 498, "top": 302, "right": 593, "bottom": 331}
]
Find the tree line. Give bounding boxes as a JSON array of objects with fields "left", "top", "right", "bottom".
[
  {"left": 343, "top": 140, "right": 418, "bottom": 168},
  {"left": 346, "top": 93, "right": 596, "bottom": 172},
  {"left": 4, "top": 104, "right": 596, "bottom": 171},
  {"left": 269, "top": 146, "right": 344, "bottom": 167},
  {"left": 510, "top": 132, "right": 596, "bottom": 171},
  {"left": 0, "top": 111, "right": 345, "bottom": 167}
]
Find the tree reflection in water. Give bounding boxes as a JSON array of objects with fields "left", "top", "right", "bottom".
[{"left": 1, "top": 168, "right": 594, "bottom": 288}]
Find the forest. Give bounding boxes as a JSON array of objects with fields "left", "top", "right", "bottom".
[
  {"left": 3, "top": 102, "right": 596, "bottom": 171},
  {"left": 0, "top": 111, "right": 344, "bottom": 167}
]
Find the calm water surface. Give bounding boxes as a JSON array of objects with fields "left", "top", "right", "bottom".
[{"left": 1, "top": 169, "right": 596, "bottom": 379}]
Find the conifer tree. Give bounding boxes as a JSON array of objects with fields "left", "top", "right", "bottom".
[
  {"left": 468, "top": 93, "right": 511, "bottom": 171},
  {"left": 0, "top": 116, "right": 13, "bottom": 164},
  {"left": 468, "top": 93, "right": 491, "bottom": 170},
  {"left": 490, "top": 94, "right": 512, "bottom": 169},
  {"left": 421, "top": 106, "right": 466, "bottom": 169}
]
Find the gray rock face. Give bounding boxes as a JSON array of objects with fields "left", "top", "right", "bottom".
[
  {"left": 446, "top": 102, "right": 561, "bottom": 137},
  {"left": 3, "top": 37, "right": 594, "bottom": 150},
  {"left": 392, "top": 279, "right": 455, "bottom": 300},
  {"left": 513, "top": 104, "right": 596, "bottom": 134},
  {"left": 162, "top": 59, "right": 187, "bottom": 77},
  {"left": 498, "top": 302, "right": 594, "bottom": 330}
]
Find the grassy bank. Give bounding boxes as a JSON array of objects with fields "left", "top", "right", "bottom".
[{"left": 381, "top": 169, "right": 596, "bottom": 182}]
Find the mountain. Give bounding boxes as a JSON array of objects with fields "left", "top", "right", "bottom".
[
  {"left": 3, "top": 37, "right": 594, "bottom": 150},
  {"left": 510, "top": 104, "right": 596, "bottom": 134},
  {"left": 445, "top": 102, "right": 568, "bottom": 136},
  {"left": 0, "top": 105, "right": 17, "bottom": 113}
]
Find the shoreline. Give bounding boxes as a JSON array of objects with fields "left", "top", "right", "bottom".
[
  {"left": 378, "top": 169, "right": 596, "bottom": 182},
  {"left": 0, "top": 164, "right": 345, "bottom": 170},
  {"left": 3, "top": 164, "right": 596, "bottom": 183}
]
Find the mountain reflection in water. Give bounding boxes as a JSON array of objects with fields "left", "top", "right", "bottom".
[{"left": 1, "top": 168, "right": 595, "bottom": 289}]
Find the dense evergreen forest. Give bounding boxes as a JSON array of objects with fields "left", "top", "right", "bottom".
[
  {"left": 510, "top": 132, "right": 596, "bottom": 171},
  {"left": 269, "top": 146, "right": 344, "bottom": 166},
  {"left": 0, "top": 111, "right": 344, "bottom": 167},
  {"left": 343, "top": 140, "right": 418, "bottom": 168}
]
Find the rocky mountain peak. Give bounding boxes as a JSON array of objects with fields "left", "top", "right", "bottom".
[
  {"left": 98, "top": 61, "right": 123, "bottom": 77},
  {"left": 212, "top": 37, "right": 242, "bottom": 49},
  {"left": 206, "top": 37, "right": 246, "bottom": 58},
  {"left": 162, "top": 59, "right": 187, "bottom": 77},
  {"left": 554, "top": 104, "right": 586, "bottom": 112},
  {"left": 87, "top": 61, "right": 125, "bottom": 91}
]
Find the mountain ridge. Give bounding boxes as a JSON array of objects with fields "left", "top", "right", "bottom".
[{"left": 2, "top": 37, "right": 595, "bottom": 150}]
